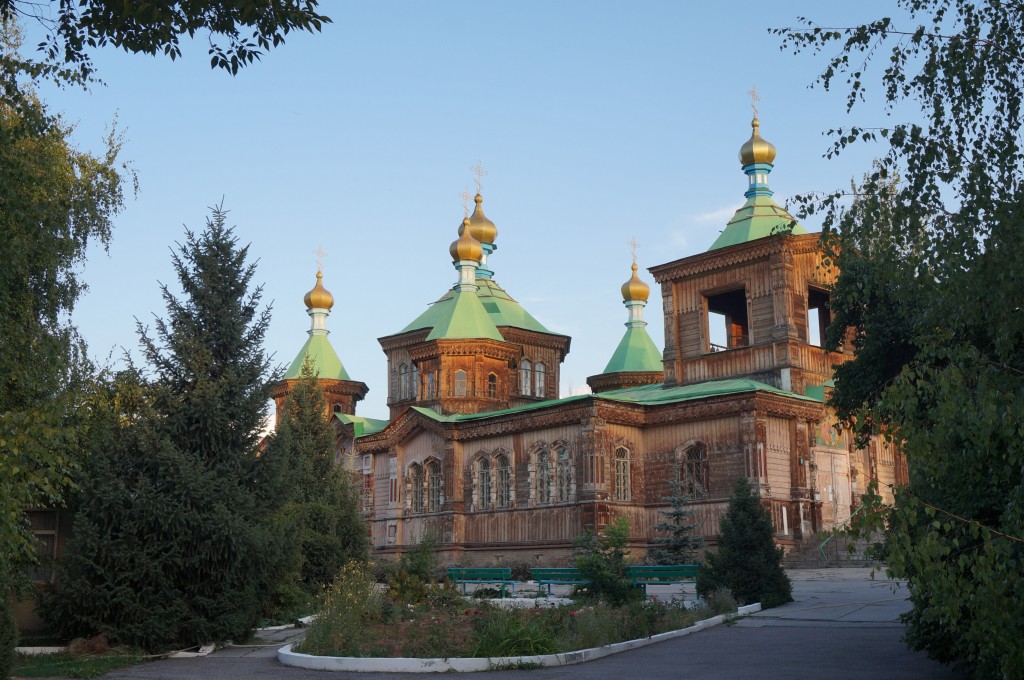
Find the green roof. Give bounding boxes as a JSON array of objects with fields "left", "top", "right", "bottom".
[
  {"left": 285, "top": 334, "right": 351, "bottom": 381},
  {"left": 400, "top": 278, "right": 554, "bottom": 339},
  {"left": 335, "top": 413, "right": 390, "bottom": 436},
  {"left": 603, "top": 326, "right": 663, "bottom": 373},
  {"left": 375, "top": 378, "right": 817, "bottom": 432},
  {"left": 804, "top": 379, "right": 835, "bottom": 403},
  {"left": 709, "top": 195, "right": 808, "bottom": 250},
  {"left": 424, "top": 290, "right": 504, "bottom": 341}
]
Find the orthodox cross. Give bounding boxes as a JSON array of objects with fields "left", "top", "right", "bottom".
[
  {"left": 313, "top": 245, "right": 326, "bottom": 272},
  {"left": 459, "top": 187, "right": 471, "bottom": 217},
  {"left": 470, "top": 160, "right": 488, "bottom": 194},
  {"left": 630, "top": 236, "right": 640, "bottom": 265},
  {"left": 747, "top": 85, "right": 761, "bottom": 118}
]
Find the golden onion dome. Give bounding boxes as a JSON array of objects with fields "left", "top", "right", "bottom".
[
  {"left": 459, "top": 193, "right": 498, "bottom": 244},
  {"left": 621, "top": 262, "right": 650, "bottom": 302},
  {"left": 739, "top": 117, "right": 777, "bottom": 166},
  {"left": 450, "top": 218, "right": 483, "bottom": 262},
  {"left": 304, "top": 270, "right": 335, "bottom": 310}
]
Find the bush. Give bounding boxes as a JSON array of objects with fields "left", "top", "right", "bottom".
[
  {"left": 573, "top": 517, "right": 642, "bottom": 606},
  {"left": 1, "top": 593, "right": 17, "bottom": 680},
  {"left": 696, "top": 477, "right": 792, "bottom": 608},
  {"left": 298, "top": 561, "right": 381, "bottom": 657}
]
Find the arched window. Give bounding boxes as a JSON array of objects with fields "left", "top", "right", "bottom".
[
  {"left": 399, "top": 363, "right": 409, "bottom": 400},
  {"left": 409, "top": 463, "right": 423, "bottom": 513},
  {"left": 426, "top": 373, "right": 435, "bottom": 399},
  {"left": 496, "top": 453, "right": 511, "bottom": 508},
  {"left": 534, "top": 363, "right": 546, "bottom": 398},
  {"left": 427, "top": 461, "right": 442, "bottom": 512},
  {"left": 411, "top": 364, "right": 420, "bottom": 399},
  {"left": 613, "top": 447, "right": 630, "bottom": 501},
  {"left": 477, "top": 457, "right": 492, "bottom": 510},
  {"left": 556, "top": 445, "right": 572, "bottom": 502},
  {"left": 487, "top": 373, "right": 497, "bottom": 399},
  {"left": 536, "top": 448, "right": 551, "bottom": 504},
  {"left": 333, "top": 403, "right": 343, "bottom": 414},
  {"left": 683, "top": 443, "right": 709, "bottom": 499},
  {"left": 520, "top": 359, "right": 532, "bottom": 395},
  {"left": 454, "top": 370, "right": 468, "bottom": 397}
]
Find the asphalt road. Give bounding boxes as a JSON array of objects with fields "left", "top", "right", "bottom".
[{"left": 100, "top": 568, "right": 964, "bottom": 680}]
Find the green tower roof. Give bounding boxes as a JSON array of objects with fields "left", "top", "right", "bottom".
[
  {"left": 400, "top": 278, "right": 554, "bottom": 339},
  {"left": 424, "top": 289, "right": 504, "bottom": 341},
  {"left": 708, "top": 195, "right": 808, "bottom": 251},
  {"left": 284, "top": 334, "right": 352, "bottom": 381},
  {"left": 603, "top": 326, "right": 663, "bottom": 373}
]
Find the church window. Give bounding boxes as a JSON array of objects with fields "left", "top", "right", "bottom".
[
  {"left": 534, "top": 363, "right": 546, "bottom": 398},
  {"left": 556, "top": 445, "right": 572, "bottom": 502},
  {"left": 389, "top": 455, "right": 399, "bottom": 505},
  {"left": 613, "top": 447, "right": 631, "bottom": 502},
  {"left": 427, "top": 373, "right": 436, "bottom": 399},
  {"left": 477, "top": 457, "right": 492, "bottom": 510},
  {"left": 411, "top": 364, "right": 420, "bottom": 398},
  {"left": 683, "top": 443, "right": 709, "bottom": 499},
  {"left": 536, "top": 448, "right": 551, "bottom": 504},
  {"left": 487, "top": 373, "right": 497, "bottom": 399},
  {"left": 454, "top": 370, "right": 468, "bottom": 397},
  {"left": 399, "top": 363, "right": 409, "bottom": 400},
  {"left": 705, "top": 288, "right": 748, "bottom": 352},
  {"left": 807, "top": 287, "right": 831, "bottom": 347},
  {"left": 496, "top": 453, "right": 511, "bottom": 508},
  {"left": 409, "top": 463, "right": 423, "bottom": 514},
  {"left": 427, "top": 461, "right": 442, "bottom": 512},
  {"left": 520, "top": 360, "right": 532, "bottom": 395},
  {"left": 333, "top": 403, "right": 342, "bottom": 414}
]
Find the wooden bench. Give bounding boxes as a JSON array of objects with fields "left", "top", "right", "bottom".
[
  {"left": 446, "top": 567, "right": 515, "bottom": 597},
  {"left": 530, "top": 567, "right": 589, "bottom": 596},
  {"left": 625, "top": 564, "right": 700, "bottom": 594}
]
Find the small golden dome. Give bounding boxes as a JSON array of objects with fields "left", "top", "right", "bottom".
[
  {"left": 459, "top": 193, "right": 498, "bottom": 244},
  {"left": 450, "top": 218, "right": 483, "bottom": 262},
  {"left": 621, "top": 262, "right": 650, "bottom": 302},
  {"left": 304, "top": 270, "right": 335, "bottom": 310},
  {"left": 739, "top": 117, "right": 777, "bottom": 166}
]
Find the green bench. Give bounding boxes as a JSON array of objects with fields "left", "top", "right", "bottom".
[
  {"left": 625, "top": 564, "right": 700, "bottom": 594},
  {"left": 446, "top": 567, "right": 515, "bottom": 597},
  {"left": 530, "top": 567, "right": 589, "bottom": 596}
]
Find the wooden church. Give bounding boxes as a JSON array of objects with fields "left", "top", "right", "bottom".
[{"left": 274, "top": 116, "right": 907, "bottom": 563}]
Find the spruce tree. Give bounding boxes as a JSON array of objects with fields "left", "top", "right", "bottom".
[
  {"left": 44, "top": 207, "right": 286, "bottom": 650},
  {"left": 696, "top": 477, "right": 792, "bottom": 608},
  {"left": 262, "top": 359, "right": 368, "bottom": 613},
  {"left": 648, "top": 476, "right": 703, "bottom": 565}
]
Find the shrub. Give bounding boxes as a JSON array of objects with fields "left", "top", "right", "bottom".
[
  {"left": 573, "top": 517, "right": 642, "bottom": 606},
  {"left": 1, "top": 593, "right": 16, "bottom": 680},
  {"left": 299, "top": 561, "right": 381, "bottom": 657},
  {"left": 400, "top": 532, "right": 438, "bottom": 583},
  {"left": 696, "top": 477, "right": 792, "bottom": 608}
]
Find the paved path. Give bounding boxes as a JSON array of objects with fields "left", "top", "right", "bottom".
[{"left": 103, "top": 568, "right": 964, "bottom": 679}]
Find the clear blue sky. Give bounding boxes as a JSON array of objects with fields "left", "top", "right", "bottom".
[{"left": 26, "top": 1, "right": 898, "bottom": 420}]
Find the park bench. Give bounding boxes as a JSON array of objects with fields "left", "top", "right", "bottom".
[
  {"left": 625, "top": 564, "right": 700, "bottom": 594},
  {"left": 446, "top": 567, "right": 515, "bottom": 597},
  {"left": 530, "top": 567, "right": 589, "bottom": 596}
]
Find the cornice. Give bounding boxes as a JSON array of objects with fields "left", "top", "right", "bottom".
[{"left": 649, "top": 233, "right": 822, "bottom": 283}]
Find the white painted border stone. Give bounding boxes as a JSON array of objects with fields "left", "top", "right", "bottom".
[{"left": 278, "top": 603, "right": 761, "bottom": 673}]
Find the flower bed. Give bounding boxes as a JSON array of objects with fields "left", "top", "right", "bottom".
[
  {"left": 288, "top": 562, "right": 748, "bottom": 668},
  {"left": 279, "top": 603, "right": 761, "bottom": 672}
]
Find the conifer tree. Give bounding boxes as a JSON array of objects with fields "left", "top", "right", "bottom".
[
  {"left": 262, "top": 359, "right": 368, "bottom": 612},
  {"left": 696, "top": 477, "right": 792, "bottom": 608},
  {"left": 44, "top": 207, "right": 286, "bottom": 650},
  {"left": 648, "top": 476, "right": 703, "bottom": 565}
]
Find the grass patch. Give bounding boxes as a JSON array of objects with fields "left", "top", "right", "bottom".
[{"left": 13, "top": 650, "right": 144, "bottom": 678}]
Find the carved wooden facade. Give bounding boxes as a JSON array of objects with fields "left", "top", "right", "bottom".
[{"left": 321, "top": 230, "right": 907, "bottom": 564}]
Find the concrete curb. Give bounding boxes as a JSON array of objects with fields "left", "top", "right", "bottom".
[{"left": 278, "top": 603, "right": 761, "bottom": 672}]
